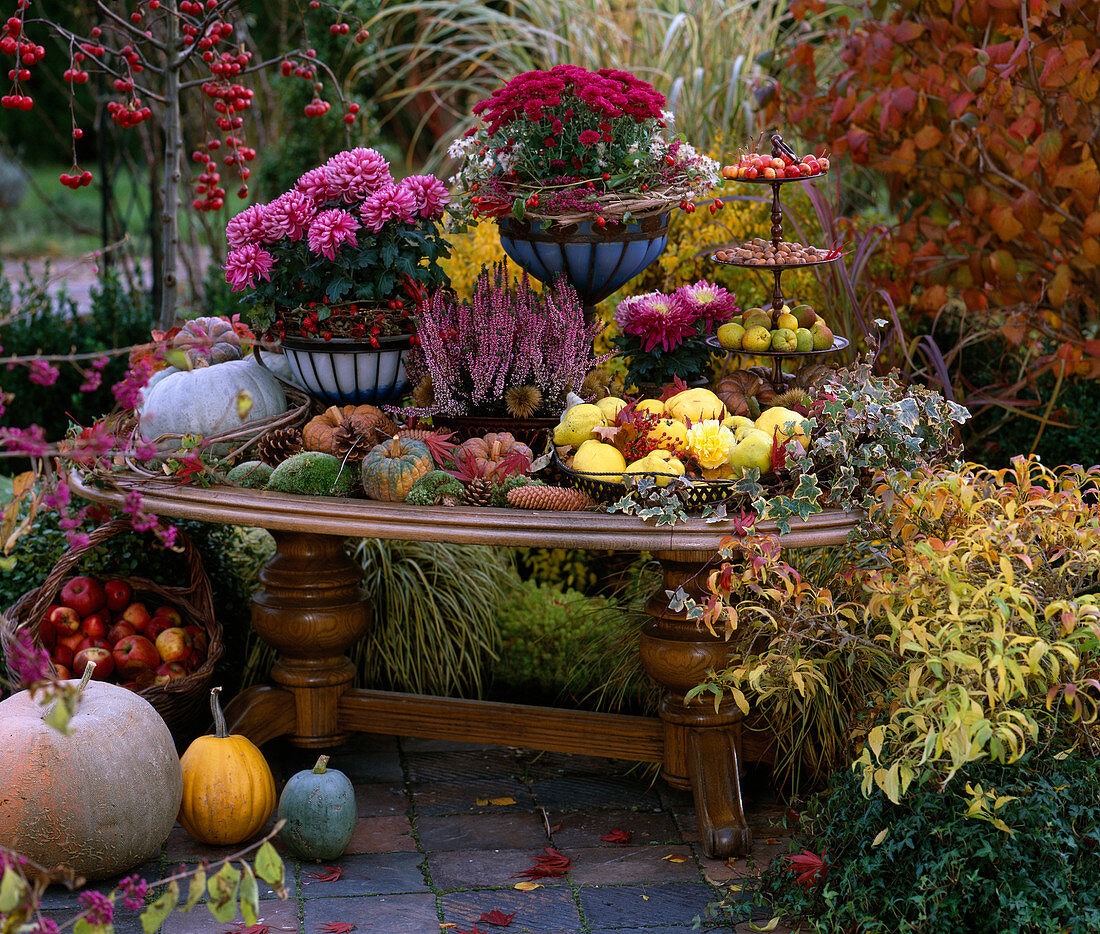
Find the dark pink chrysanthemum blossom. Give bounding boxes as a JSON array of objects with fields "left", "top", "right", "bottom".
[
  {"left": 28, "top": 359, "right": 60, "bottom": 386},
  {"left": 615, "top": 291, "right": 698, "bottom": 352},
  {"left": 264, "top": 190, "right": 315, "bottom": 241},
  {"left": 225, "top": 203, "right": 269, "bottom": 249},
  {"left": 224, "top": 244, "right": 276, "bottom": 291},
  {"left": 672, "top": 280, "right": 739, "bottom": 327},
  {"left": 324, "top": 148, "right": 393, "bottom": 203},
  {"left": 360, "top": 184, "right": 417, "bottom": 232},
  {"left": 578, "top": 129, "right": 601, "bottom": 147},
  {"left": 296, "top": 166, "right": 332, "bottom": 201},
  {"left": 308, "top": 209, "right": 360, "bottom": 260},
  {"left": 397, "top": 175, "right": 450, "bottom": 219}
]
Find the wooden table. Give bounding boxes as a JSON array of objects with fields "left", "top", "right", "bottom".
[{"left": 70, "top": 473, "right": 859, "bottom": 857}]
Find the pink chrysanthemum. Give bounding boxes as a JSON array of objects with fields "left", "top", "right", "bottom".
[
  {"left": 360, "top": 184, "right": 418, "bottom": 232},
  {"left": 615, "top": 291, "right": 698, "bottom": 353},
  {"left": 673, "top": 280, "right": 739, "bottom": 326},
  {"left": 224, "top": 244, "right": 276, "bottom": 291},
  {"left": 324, "top": 148, "right": 393, "bottom": 203},
  {"left": 295, "top": 166, "right": 332, "bottom": 201},
  {"left": 225, "top": 204, "right": 269, "bottom": 249},
  {"left": 397, "top": 174, "right": 450, "bottom": 219},
  {"left": 307, "top": 208, "right": 360, "bottom": 260},
  {"left": 263, "top": 190, "right": 315, "bottom": 241}
]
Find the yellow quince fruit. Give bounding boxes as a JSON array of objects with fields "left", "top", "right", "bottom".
[
  {"left": 664, "top": 388, "right": 727, "bottom": 423},
  {"left": 648, "top": 417, "right": 688, "bottom": 451},
  {"left": 552, "top": 403, "right": 605, "bottom": 446},
  {"left": 595, "top": 396, "right": 628, "bottom": 423},
  {"left": 755, "top": 406, "right": 810, "bottom": 447},
  {"left": 729, "top": 429, "right": 773, "bottom": 477},
  {"left": 635, "top": 398, "right": 666, "bottom": 417},
  {"left": 572, "top": 440, "right": 627, "bottom": 481}
]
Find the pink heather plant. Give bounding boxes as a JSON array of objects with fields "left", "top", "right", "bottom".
[
  {"left": 612, "top": 279, "right": 739, "bottom": 391},
  {"left": 403, "top": 262, "right": 610, "bottom": 418},
  {"left": 224, "top": 148, "right": 451, "bottom": 340}
]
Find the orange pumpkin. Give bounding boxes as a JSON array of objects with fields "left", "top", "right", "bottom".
[
  {"left": 303, "top": 405, "right": 398, "bottom": 454},
  {"left": 455, "top": 432, "right": 533, "bottom": 479},
  {"left": 177, "top": 687, "right": 276, "bottom": 845}
]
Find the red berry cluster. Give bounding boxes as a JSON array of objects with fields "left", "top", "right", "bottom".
[
  {"left": 1, "top": 6, "right": 42, "bottom": 111},
  {"left": 59, "top": 170, "right": 93, "bottom": 189}
]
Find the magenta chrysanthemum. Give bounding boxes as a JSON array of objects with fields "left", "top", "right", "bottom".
[
  {"left": 578, "top": 129, "right": 601, "bottom": 147},
  {"left": 360, "top": 184, "right": 418, "bottom": 232},
  {"left": 263, "top": 190, "right": 315, "bottom": 241},
  {"left": 307, "top": 208, "right": 360, "bottom": 260},
  {"left": 397, "top": 174, "right": 450, "bottom": 219},
  {"left": 615, "top": 291, "right": 698, "bottom": 353},
  {"left": 324, "top": 147, "right": 393, "bottom": 203},
  {"left": 225, "top": 204, "right": 269, "bottom": 249},
  {"left": 224, "top": 244, "right": 276, "bottom": 291},
  {"left": 295, "top": 166, "right": 331, "bottom": 201},
  {"left": 672, "top": 280, "right": 739, "bottom": 326}
]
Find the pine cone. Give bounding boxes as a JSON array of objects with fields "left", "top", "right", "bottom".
[
  {"left": 507, "top": 485, "right": 595, "bottom": 511},
  {"left": 463, "top": 476, "right": 496, "bottom": 507},
  {"left": 256, "top": 427, "right": 303, "bottom": 466},
  {"left": 331, "top": 423, "right": 373, "bottom": 463}
]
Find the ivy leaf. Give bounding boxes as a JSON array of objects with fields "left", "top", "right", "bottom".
[
  {"left": 141, "top": 880, "right": 180, "bottom": 934},
  {"left": 207, "top": 862, "right": 242, "bottom": 923}
]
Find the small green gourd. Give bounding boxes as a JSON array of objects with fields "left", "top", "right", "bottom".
[{"left": 277, "top": 754, "right": 357, "bottom": 859}]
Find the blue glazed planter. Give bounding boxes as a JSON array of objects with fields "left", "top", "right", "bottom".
[
  {"left": 279, "top": 333, "right": 411, "bottom": 406},
  {"left": 498, "top": 212, "right": 671, "bottom": 306}
]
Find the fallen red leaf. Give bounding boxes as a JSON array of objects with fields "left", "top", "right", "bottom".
[
  {"left": 223, "top": 925, "right": 269, "bottom": 934},
  {"left": 303, "top": 866, "right": 345, "bottom": 883},
  {"left": 600, "top": 830, "right": 632, "bottom": 845},
  {"left": 511, "top": 847, "right": 571, "bottom": 879},
  {"left": 316, "top": 924, "right": 358, "bottom": 934},
  {"left": 476, "top": 909, "right": 515, "bottom": 927},
  {"left": 786, "top": 848, "right": 826, "bottom": 887}
]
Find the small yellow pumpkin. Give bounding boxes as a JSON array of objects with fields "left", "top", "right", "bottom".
[{"left": 178, "top": 686, "right": 276, "bottom": 845}]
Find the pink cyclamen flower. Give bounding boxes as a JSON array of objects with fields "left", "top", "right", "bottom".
[
  {"left": 225, "top": 203, "right": 269, "bottom": 248},
  {"left": 616, "top": 291, "right": 698, "bottom": 352},
  {"left": 397, "top": 174, "right": 450, "bottom": 219},
  {"left": 224, "top": 244, "right": 276, "bottom": 291},
  {"left": 673, "top": 280, "right": 739, "bottom": 327},
  {"left": 360, "top": 184, "right": 417, "bottom": 232},
  {"left": 295, "top": 166, "right": 332, "bottom": 201},
  {"left": 308, "top": 209, "right": 360, "bottom": 260},
  {"left": 323, "top": 148, "right": 393, "bottom": 203},
  {"left": 263, "top": 190, "right": 315, "bottom": 241}
]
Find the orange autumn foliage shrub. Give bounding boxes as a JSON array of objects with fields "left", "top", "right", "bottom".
[{"left": 766, "top": 0, "right": 1100, "bottom": 400}]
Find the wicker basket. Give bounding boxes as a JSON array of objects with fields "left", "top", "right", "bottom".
[
  {"left": 0, "top": 518, "right": 224, "bottom": 735},
  {"left": 551, "top": 449, "right": 748, "bottom": 509}
]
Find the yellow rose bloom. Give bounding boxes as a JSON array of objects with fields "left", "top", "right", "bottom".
[{"left": 686, "top": 419, "right": 735, "bottom": 469}]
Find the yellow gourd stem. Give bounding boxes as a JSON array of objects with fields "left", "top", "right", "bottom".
[
  {"left": 312, "top": 754, "right": 330, "bottom": 774},
  {"left": 389, "top": 436, "right": 401, "bottom": 457},
  {"left": 210, "top": 686, "right": 228, "bottom": 738}
]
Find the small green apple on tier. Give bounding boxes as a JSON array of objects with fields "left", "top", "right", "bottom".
[{"left": 716, "top": 302, "right": 835, "bottom": 353}]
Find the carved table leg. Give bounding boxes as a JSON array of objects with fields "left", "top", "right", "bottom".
[
  {"left": 224, "top": 530, "right": 372, "bottom": 748},
  {"left": 639, "top": 549, "right": 751, "bottom": 858}
]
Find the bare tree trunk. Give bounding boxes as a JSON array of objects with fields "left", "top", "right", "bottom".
[{"left": 158, "top": 2, "right": 182, "bottom": 328}]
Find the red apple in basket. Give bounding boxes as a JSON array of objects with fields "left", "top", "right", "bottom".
[
  {"left": 144, "top": 616, "right": 174, "bottom": 642},
  {"left": 104, "top": 578, "right": 133, "bottom": 613},
  {"left": 106, "top": 620, "right": 137, "bottom": 645},
  {"left": 51, "top": 644, "right": 74, "bottom": 670},
  {"left": 181, "top": 648, "right": 205, "bottom": 672},
  {"left": 60, "top": 576, "right": 107, "bottom": 617},
  {"left": 74, "top": 646, "right": 115, "bottom": 681},
  {"left": 80, "top": 611, "right": 110, "bottom": 639},
  {"left": 155, "top": 627, "right": 192, "bottom": 663},
  {"left": 154, "top": 661, "right": 188, "bottom": 684},
  {"left": 183, "top": 624, "right": 207, "bottom": 655},
  {"left": 112, "top": 634, "right": 160, "bottom": 679},
  {"left": 120, "top": 602, "right": 152, "bottom": 631},
  {"left": 77, "top": 636, "right": 111, "bottom": 654},
  {"left": 153, "top": 606, "right": 182, "bottom": 625},
  {"left": 39, "top": 615, "right": 57, "bottom": 650},
  {"left": 52, "top": 663, "right": 72, "bottom": 680},
  {"left": 48, "top": 605, "right": 81, "bottom": 637},
  {"left": 57, "top": 631, "right": 85, "bottom": 655}
]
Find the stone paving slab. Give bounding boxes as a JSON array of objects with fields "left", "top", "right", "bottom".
[
  {"left": 577, "top": 882, "right": 720, "bottom": 929},
  {"left": 566, "top": 845, "right": 700, "bottom": 885},
  {"left": 532, "top": 775, "right": 663, "bottom": 811},
  {"left": 410, "top": 778, "right": 537, "bottom": 815},
  {"left": 549, "top": 809, "right": 681, "bottom": 848},
  {"left": 303, "top": 892, "right": 440, "bottom": 934},
  {"left": 344, "top": 814, "right": 417, "bottom": 854},
  {"left": 416, "top": 811, "right": 551, "bottom": 851},
  {"left": 297, "top": 852, "right": 428, "bottom": 895},
  {"left": 425, "top": 847, "right": 571, "bottom": 890},
  {"left": 440, "top": 887, "right": 583, "bottom": 933}
]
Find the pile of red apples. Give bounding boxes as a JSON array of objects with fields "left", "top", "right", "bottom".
[{"left": 39, "top": 576, "right": 208, "bottom": 687}]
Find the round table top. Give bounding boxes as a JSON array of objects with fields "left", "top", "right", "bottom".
[{"left": 69, "top": 472, "right": 862, "bottom": 555}]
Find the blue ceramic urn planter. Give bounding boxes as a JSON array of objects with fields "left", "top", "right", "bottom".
[
  {"left": 497, "top": 212, "right": 671, "bottom": 306},
  {"left": 279, "top": 333, "right": 411, "bottom": 406}
]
